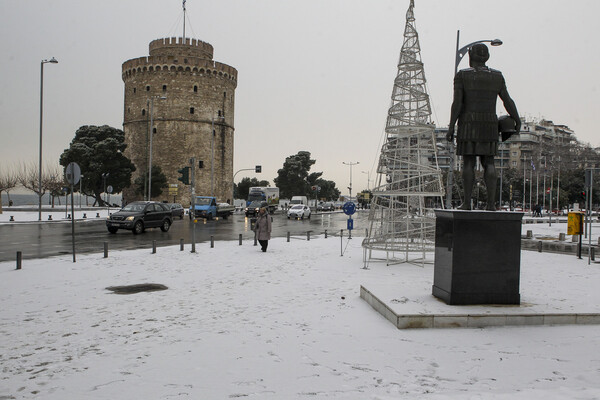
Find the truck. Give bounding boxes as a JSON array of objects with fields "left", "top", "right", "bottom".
[
  {"left": 290, "top": 195, "right": 308, "bottom": 206},
  {"left": 190, "top": 196, "right": 235, "bottom": 220},
  {"left": 247, "top": 186, "right": 280, "bottom": 213}
]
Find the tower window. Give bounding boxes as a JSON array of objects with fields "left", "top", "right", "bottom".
[
  {"left": 224, "top": 92, "right": 226, "bottom": 99},
  {"left": 146, "top": 86, "right": 150, "bottom": 91},
  {"left": 190, "top": 107, "right": 195, "bottom": 114},
  {"left": 162, "top": 85, "right": 167, "bottom": 92},
  {"left": 218, "top": 110, "right": 222, "bottom": 117},
  {"left": 142, "top": 109, "right": 146, "bottom": 116},
  {"left": 133, "top": 88, "right": 136, "bottom": 94},
  {"left": 194, "top": 85, "right": 198, "bottom": 93}
]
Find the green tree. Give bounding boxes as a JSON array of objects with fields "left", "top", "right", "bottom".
[
  {"left": 274, "top": 151, "right": 317, "bottom": 199},
  {"left": 313, "top": 179, "right": 340, "bottom": 201},
  {"left": 59, "top": 125, "right": 136, "bottom": 206},
  {"left": 134, "top": 165, "right": 168, "bottom": 199},
  {"left": 234, "top": 177, "right": 270, "bottom": 199}
]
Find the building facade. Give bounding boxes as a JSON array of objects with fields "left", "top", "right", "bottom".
[{"left": 122, "top": 37, "right": 238, "bottom": 205}]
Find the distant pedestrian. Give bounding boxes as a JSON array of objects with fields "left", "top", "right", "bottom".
[{"left": 253, "top": 207, "right": 272, "bottom": 252}]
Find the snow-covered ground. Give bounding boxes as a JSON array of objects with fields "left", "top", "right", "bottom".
[{"left": 1, "top": 228, "right": 600, "bottom": 399}]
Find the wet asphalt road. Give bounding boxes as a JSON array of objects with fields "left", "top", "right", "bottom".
[{"left": 0, "top": 210, "right": 370, "bottom": 262}]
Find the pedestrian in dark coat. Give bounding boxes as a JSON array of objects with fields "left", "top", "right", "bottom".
[{"left": 253, "top": 207, "right": 272, "bottom": 252}]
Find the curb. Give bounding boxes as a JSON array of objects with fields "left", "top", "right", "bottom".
[{"left": 360, "top": 285, "right": 600, "bottom": 330}]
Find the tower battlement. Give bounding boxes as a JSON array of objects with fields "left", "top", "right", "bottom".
[{"left": 149, "top": 37, "right": 214, "bottom": 59}]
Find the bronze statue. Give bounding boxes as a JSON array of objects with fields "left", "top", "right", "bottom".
[{"left": 447, "top": 43, "right": 520, "bottom": 210}]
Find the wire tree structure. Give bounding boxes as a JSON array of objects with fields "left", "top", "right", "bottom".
[{"left": 362, "top": 0, "right": 444, "bottom": 266}]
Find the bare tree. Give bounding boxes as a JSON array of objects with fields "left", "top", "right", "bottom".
[
  {"left": 0, "top": 165, "right": 18, "bottom": 214},
  {"left": 18, "top": 162, "right": 63, "bottom": 208}
]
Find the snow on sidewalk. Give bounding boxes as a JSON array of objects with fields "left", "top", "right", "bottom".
[{"left": 1, "top": 236, "right": 600, "bottom": 399}]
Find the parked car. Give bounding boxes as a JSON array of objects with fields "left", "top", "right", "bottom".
[
  {"left": 167, "top": 203, "right": 185, "bottom": 219},
  {"left": 106, "top": 201, "right": 173, "bottom": 234},
  {"left": 317, "top": 202, "right": 335, "bottom": 212},
  {"left": 245, "top": 200, "right": 269, "bottom": 217},
  {"left": 287, "top": 204, "right": 311, "bottom": 219}
]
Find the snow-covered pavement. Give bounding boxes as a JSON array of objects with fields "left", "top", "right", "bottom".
[{"left": 1, "top": 233, "right": 599, "bottom": 399}]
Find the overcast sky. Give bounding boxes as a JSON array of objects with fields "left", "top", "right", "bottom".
[{"left": 1, "top": 0, "right": 598, "bottom": 194}]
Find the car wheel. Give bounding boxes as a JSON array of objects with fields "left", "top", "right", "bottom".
[
  {"left": 179, "top": 214, "right": 183, "bottom": 220},
  {"left": 160, "top": 219, "right": 171, "bottom": 232},
  {"left": 133, "top": 220, "right": 144, "bottom": 235},
  {"left": 107, "top": 227, "right": 118, "bottom": 234},
  {"left": 307, "top": 213, "right": 311, "bottom": 219},
  {"left": 300, "top": 215, "right": 304, "bottom": 220},
  {"left": 287, "top": 216, "right": 290, "bottom": 219}
]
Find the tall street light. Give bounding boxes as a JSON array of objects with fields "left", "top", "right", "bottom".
[
  {"left": 38, "top": 57, "right": 58, "bottom": 221},
  {"left": 343, "top": 161, "right": 359, "bottom": 201},
  {"left": 445, "top": 31, "right": 502, "bottom": 209},
  {"left": 362, "top": 170, "right": 371, "bottom": 191},
  {"left": 211, "top": 113, "right": 225, "bottom": 197},
  {"left": 147, "top": 96, "right": 166, "bottom": 201}
]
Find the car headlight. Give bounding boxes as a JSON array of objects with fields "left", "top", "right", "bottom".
[{"left": 126, "top": 216, "right": 135, "bottom": 221}]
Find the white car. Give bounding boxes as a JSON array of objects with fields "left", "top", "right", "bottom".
[{"left": 287, "top": 204, "right": 311, "bottom": 219}]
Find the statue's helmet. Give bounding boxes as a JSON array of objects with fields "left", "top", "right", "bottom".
[{"left": 468, "top": 43, "right": 490, "bottom": 64}]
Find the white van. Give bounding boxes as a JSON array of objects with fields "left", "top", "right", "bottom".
[{"left": 290, "top": 196, "right": 308, "bottom": 205}]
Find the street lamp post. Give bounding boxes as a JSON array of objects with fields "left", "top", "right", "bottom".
[
  {"left": 211, "top": 114, "right": 226, "bottom": 197},
  {"left": 79, "top": 174, "right": 84, "bottom": 209},
  {"left": 446, "top": 30, "right": 502, "bottom": 209},
  {"left": 362, "top": 170, "right": 371, "bottom": 192},
  {"left": 102, "top": 173, "right": 109, "bottom": 206},
  {"left": 38, "top": 57, "right": 58, "bottom": 221},
  {"left": 147, "top": 96, "right": 166, "bottom": 201},
  {"left": 343, "top": 161, "right": 359, "bottom": 201}
]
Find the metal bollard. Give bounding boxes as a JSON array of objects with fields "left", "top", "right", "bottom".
[
  {"left": 591, "top": 247, "right": 596, "bottom": 261},
  {"left": 537, "top": 241, "right": 542, "bottom": 252},
  {"left": 96, "top": 212, "right": 100, "bottom": 218},
  {"left": 180, "top": 239, "right": 184, "bottom": 251},
  {"left": 325, "top": 229, "right": 328, "bottom": 239},
  {"left": 287, "top": 232, "right": 290, "bottom": 242},
  {"left": 526, "top": 230, "right": 533, "bottom": 239},
  {"left": 307, "top": 231, "right": 310, "bottom": 241},
  {"left": 67, "top": 214, "right": 71, "bottom": 220},
  {"left": 559, "top": 233, "right": 566, "bottom": 241},
  {"left": 9, "top": 216, "right": 14, "bottom": 221},
  {"left": 16, "top": 251, "right": 22, "bottom": 270},
  {"left": 239, "top": 234, "right": 242, "bottom": 246},
  {"left": 211, "top": 236, "right": 214, "bottom": 248},
  {"left": 152, "top": 240, "right": 157, "bottom": 254},
  {"left": 48, "top": 215, "right": 52, "bottom": 221},
  {"left": 365, "top": 228, "right": 368, "bottom": 237},
  {"left": 340, "top": 229, "right": 344, "bottom": 256},
  {"left": 83, "top": 213, "right": 87, "bottom": 219},
  {"left": 572, "top": 235, "right": 579, "bottom": 243},
  {"left": 104, "top": 242, "right": 108, "bottom": 258},
  {"left": 254, "top": 233, "right": 258, "bottom": 246}
]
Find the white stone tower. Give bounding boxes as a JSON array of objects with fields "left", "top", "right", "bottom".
[{"left": 362, "top": 0, "right": 444, "bottom": 265}]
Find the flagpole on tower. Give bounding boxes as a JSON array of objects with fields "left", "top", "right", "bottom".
[{"left": 182, "top": 0, "right": 187, "bottom": 42}]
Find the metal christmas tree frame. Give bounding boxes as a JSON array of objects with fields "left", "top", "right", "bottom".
[{"left": 362, "top": 0, "right": 444, "bottom": 266}]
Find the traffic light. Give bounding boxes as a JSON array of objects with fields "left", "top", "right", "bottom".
[
  {"left": 582, "top": 191, "right": 586, "bottom": 201},
  {"left": 255, "top": 165, "right": 262, "bottom": 173},
  {"left": 177, "top": 167, "right": 190, "bottom": 185}
]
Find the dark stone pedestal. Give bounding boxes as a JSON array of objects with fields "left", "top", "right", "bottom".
[{"left": 432, "top": 210, "right": 523, "bottom": 305}]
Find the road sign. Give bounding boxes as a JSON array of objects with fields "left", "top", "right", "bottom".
[
  {"left": 65, "top": 162, "right": 81, "bottom": 185},
  {"left": 342, "top": 201, "right": 356, "bottom": 216},
  {"left": 347, "top": 218, "right": 354, "bottom": 230}
]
